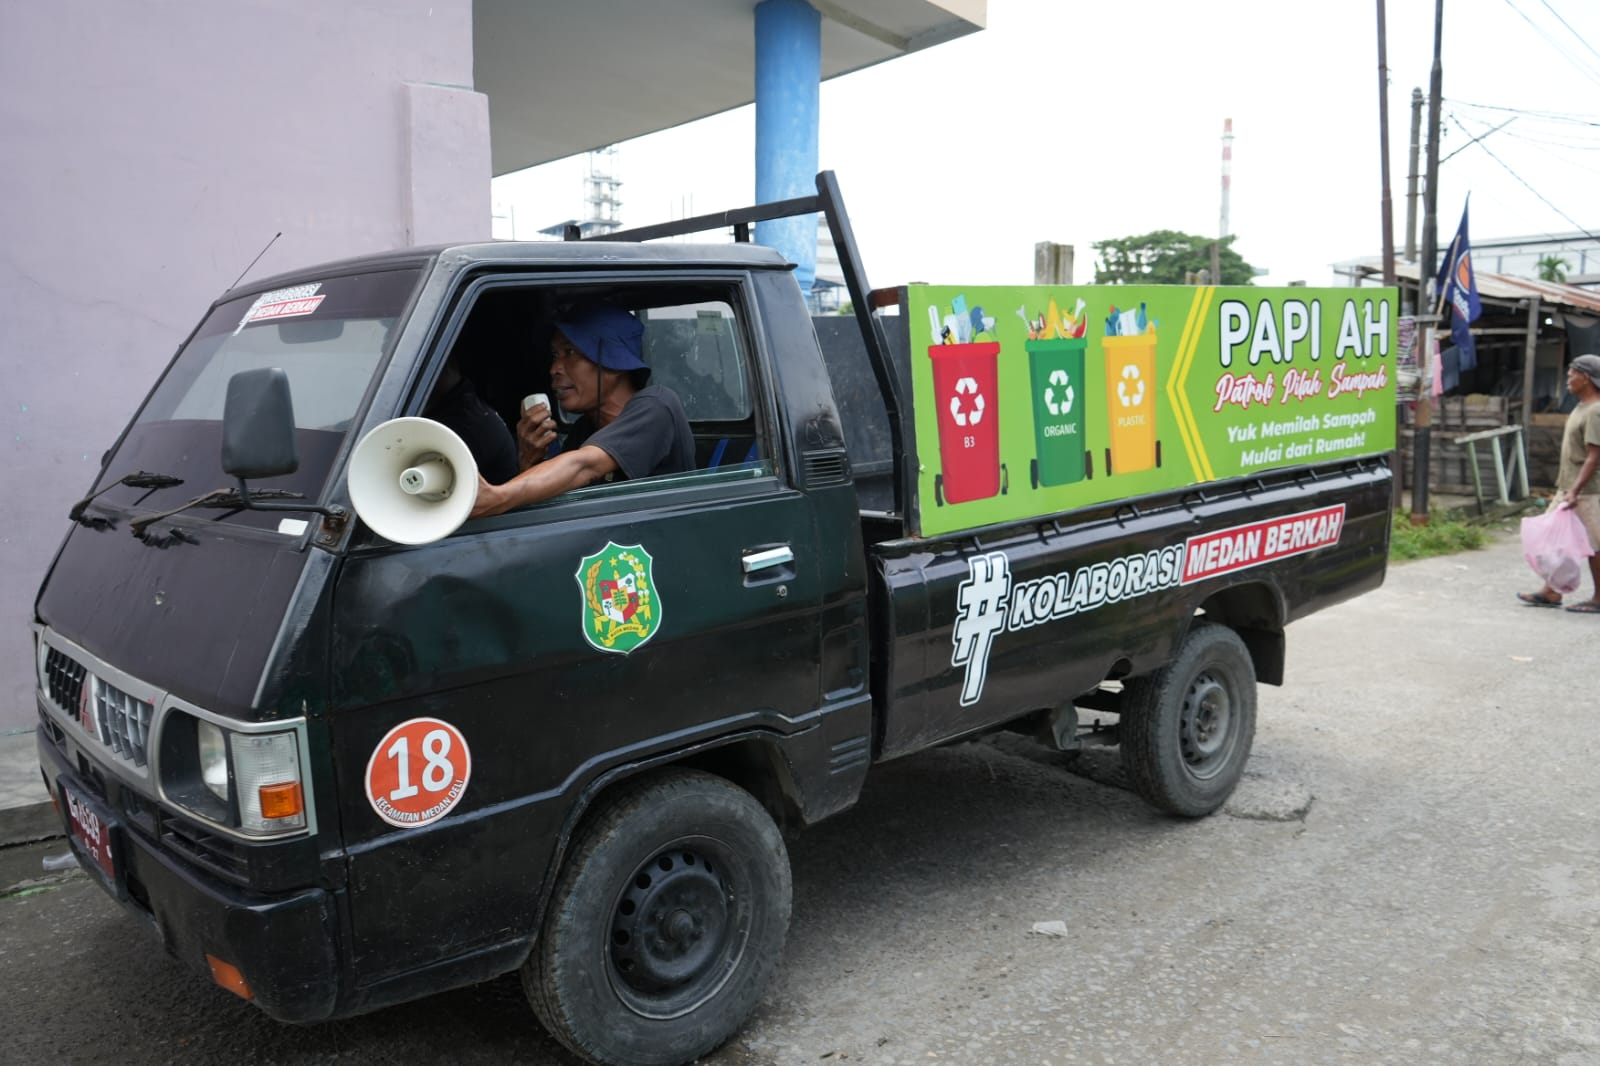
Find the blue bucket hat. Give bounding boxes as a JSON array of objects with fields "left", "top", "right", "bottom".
[{"left": 553, "top": 307, "right": 647, "bottom": 372}]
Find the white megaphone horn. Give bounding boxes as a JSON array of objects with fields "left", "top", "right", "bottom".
[{"left": 347, "top": 417, "right": 478, "bottom": 545}]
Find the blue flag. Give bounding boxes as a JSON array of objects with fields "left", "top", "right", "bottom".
[{"left": 1435, "top": 200, "right": 1482, "bottom": 371}]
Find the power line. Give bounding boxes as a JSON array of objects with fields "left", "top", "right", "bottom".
[
  {"left": 1498, "top": 127, "right": 1600, "bottom": 155},
  {"left": 1451, "top": 99, "right": 1600, "bottom": 128},
  {"left": 1538, "top": 0, "right": 1600, "bottom": 66},
  {"left": 1490, "top": 122, "right": 1600, "bottom": 178},
  {"left": 1501, "top": 0, "right": 1600, "bottom": 87},
  {"left": 1448, "top": 112, "right": 1600, "bottom": 243},
  {"left": 1439, "top": 116, "right": 1516, "bottom": 164},
  {"left": 1449, "top": 107, "right": 1600, "bottom": 154},
  {"left": 1448, "top": 109, "right": 1600, "bottom": 169}
]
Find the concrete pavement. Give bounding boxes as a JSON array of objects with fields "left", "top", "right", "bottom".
[{"left": 0, "top": 726, "right": 56, "bottom": 845}]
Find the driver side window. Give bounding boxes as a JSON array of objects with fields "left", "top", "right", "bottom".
[{"left": 428, "top": 280, "right": 775, "bottom": 517}]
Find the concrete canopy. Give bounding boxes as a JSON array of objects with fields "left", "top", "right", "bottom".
[{"left": 474, "top": 0, "right": 985, "bottom": 177}]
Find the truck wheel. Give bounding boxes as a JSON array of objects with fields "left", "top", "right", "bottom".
[
  {"left": 1120, "top": 623, "right": 1256, "bottom": 817},
  {"left": 524, "top": 770, "right": 792, "bottom": 1066}
]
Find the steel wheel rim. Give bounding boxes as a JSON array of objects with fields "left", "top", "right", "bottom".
[
  {"left": 606, "top": 837, "right": 748, "bottom": 1020},
  {"left": 1179, "top": 670, "right": 1236, "bottom": 780}
]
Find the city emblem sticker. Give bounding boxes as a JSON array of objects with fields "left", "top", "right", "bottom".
[
  {"left": 576, "top": 542, "right": 661, "bottom": 654},
  {"left": 365, "top": 717, "right": 472, "bottom": 829}
]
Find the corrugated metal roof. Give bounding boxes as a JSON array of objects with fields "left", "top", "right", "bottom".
[{"left": 1348, "top": 257, "right": 1600, "bottom": 315}]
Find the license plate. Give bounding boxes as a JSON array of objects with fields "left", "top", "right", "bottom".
[{"left": 62, "top": 782, "right": 119, "bottom": 887}]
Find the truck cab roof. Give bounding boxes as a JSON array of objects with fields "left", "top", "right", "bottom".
[{"left": 225, "top": 239, "right": 795, "bottom": 303}]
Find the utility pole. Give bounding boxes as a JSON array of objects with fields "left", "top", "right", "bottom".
[
  {"left": 1377, "top": 0, "right": 1400, "bottom": 508},
  {"left": 1377, "top": 0, "right": 1396, "bottom": 289},
  {"left": 1214, "top": 118, "right": 1231, "bottom": 284},
  {"left": 1412, "top": 0, "right": 1444, "bottom": 524},
  {"left": 1405, "top": 88, "right": 1423, "bottom": 265}
]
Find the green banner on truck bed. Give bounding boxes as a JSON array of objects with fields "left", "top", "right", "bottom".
[{"left": 906, "top": 285, "right": 1398, "bottom": 538}]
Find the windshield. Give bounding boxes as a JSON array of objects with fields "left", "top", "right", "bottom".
[{"left": 88, "top": 267, "right": 423, "bottom": 532}]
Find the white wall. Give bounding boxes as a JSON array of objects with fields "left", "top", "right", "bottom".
[{"left": 0, "top": 0, "right": 490, "bottom": 729}]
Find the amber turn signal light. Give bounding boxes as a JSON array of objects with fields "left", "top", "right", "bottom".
[
  {"left": 258, "top": 782, "right": 304, "bottom": 820},
  {"left": 205, "top": 954, "right": 253, "bottom": 1000}
]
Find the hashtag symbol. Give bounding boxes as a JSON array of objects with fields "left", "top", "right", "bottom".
[{"left": 951, "top": 551, "right": 1011, "bottom": 706}]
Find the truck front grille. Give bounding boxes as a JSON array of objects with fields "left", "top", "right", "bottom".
[
  {"left": 43, "top": 646, "right": 153, "bottom": 770},
  {"left": 92, "top": 679, "right": 154, "bottom": 768},
  {"left": 44, "top": 647, "right": 87, "bottom": 716}
]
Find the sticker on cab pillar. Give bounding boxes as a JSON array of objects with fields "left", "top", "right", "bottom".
[
  {"left": 365, "top": 717, "right": 472, "bottom": 829},
  {"left": 576, "top": 542, "right": 661, "bottom": 654},
  {"left": 234, "top": 282, "right": 326, "bottom": 334}
]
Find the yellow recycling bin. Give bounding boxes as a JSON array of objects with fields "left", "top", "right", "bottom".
[{"left": 1101, "top": 333, "right": 1160, "bottom": 476}]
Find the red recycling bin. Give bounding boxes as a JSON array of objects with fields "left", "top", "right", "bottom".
[{"left": 928, "top": 342, "right": 1002, "bottom": 505}]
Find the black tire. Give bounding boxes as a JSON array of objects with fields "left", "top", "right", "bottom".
[
  {"left": 524, "top": 770, "right": 792, "bottom": 1066},
  {"left": 1120, "top": 623, "right": 1257, "bottom": 817}
]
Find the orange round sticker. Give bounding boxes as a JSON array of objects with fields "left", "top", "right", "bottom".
[{"left": 365, "top": 717, "right": 472, "bottom": 829}]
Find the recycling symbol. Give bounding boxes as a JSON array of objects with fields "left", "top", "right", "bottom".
[
  {"left": 950, "top": 376, "right": 985, "bottom": 426},
  {"left": 1117, "top": 364, "right": 1146, "bottom": 407},
  {"left": 1044, "top": 368, "right": 1075, "bottom": 417}
]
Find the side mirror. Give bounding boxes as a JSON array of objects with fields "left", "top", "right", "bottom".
[{"left": 222, "top": 368, "right": 299, "bottom": 479}]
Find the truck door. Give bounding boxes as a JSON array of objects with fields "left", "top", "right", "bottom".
[{"left": 327, "top": 276, "right": 826, "bottom": 981}]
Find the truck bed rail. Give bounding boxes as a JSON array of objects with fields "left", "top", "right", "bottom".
[{"left": 571, "top": 172, "right": 913, "bottom": 522}]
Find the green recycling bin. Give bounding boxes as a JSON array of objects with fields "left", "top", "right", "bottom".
[{"left": 1026, "top": 337, "right": 1092, "bottom": 488}]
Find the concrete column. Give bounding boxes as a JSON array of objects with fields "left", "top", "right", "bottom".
[
  {"left": 404, "top": 82, "right": 492, "bottom": 246},
  {"left": 1034, "top": 242, "right": 1075, "bottom": 285},
  {"left": 753, "top": 0, "right": 820, "bottom": 298}
]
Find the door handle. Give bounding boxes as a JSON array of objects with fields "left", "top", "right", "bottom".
[{"left": 741, "top": 546, "right": 794, "bottom": 574}]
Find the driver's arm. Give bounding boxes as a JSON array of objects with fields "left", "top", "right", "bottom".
[{"left": 470, "top": 444, "right": 619, "bottom": 517}]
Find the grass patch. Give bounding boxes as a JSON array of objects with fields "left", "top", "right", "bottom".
[{"left": 1390, "top": 510, "right": 1490, "bottom": 560}]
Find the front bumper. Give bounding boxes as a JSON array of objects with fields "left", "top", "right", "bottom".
[{"left": 36, "top": 722, "right": 341, "bottom": 1022}]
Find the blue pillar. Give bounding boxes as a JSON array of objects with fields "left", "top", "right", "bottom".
[{"left": 754, "top": 0, "right": 820, "bottom": 299}]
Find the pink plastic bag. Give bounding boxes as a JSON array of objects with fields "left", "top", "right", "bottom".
[{"left": 1521, "top": 504, "right": 1596, "bottom": 595}]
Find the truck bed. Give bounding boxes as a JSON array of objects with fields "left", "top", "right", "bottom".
[{"left": 860, "top": 455, "right": 1391, "bottom": 762}]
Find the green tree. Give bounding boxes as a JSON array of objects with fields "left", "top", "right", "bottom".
[
  {"left": 1091, "top": 230, "right": 1258, "bottom": 285},
  {"left": 1537, "top": 255, "right": 1569, "bottom": 283}
]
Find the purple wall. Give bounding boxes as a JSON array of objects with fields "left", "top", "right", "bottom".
[{"left": 0, "top": 0, "right": 490, "bottom": 729}]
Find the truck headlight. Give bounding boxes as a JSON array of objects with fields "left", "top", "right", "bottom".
[
  {"left": 232, "top": 732, "right": 305, "bottom": 832},
  {"left": 197, "top": 720, "right": 229, "bottom": 801},
  {"left": 160, "top": 712, "right": 308, "bottom": 837}
]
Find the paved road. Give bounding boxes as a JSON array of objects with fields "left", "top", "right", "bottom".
[{"left": 4, "top": 529, "right": 1598, "bottom": 1065}]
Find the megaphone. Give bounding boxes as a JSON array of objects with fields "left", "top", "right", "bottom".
[{"left": 348, "top": 417, "right": 478, "bottom": 545}]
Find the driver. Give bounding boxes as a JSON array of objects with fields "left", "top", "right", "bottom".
[{"left": 470, "top": 306, "right": 693, "bottom": 517}]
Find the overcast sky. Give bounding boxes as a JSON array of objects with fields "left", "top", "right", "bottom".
[{"left": 491, "top": 0, "right": 1600, "bottom": 288}]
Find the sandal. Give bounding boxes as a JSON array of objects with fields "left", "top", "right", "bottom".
[
  {"left": 1518, "top": 591, "right": 1563, "bottom": 608},
  {"left": 1564, "top": 600, "right": 1600, "bottom": 614}
]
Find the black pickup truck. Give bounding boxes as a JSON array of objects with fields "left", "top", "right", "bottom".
[{"left": 32, "top": 172, "right": 1395, "bottom": 1066}]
